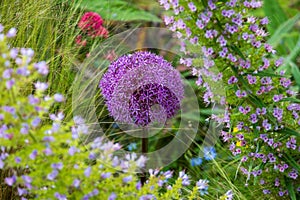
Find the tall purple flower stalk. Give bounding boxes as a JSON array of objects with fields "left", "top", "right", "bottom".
[{"left": 99, "top": 51, "right": 184, "bottom": 126}]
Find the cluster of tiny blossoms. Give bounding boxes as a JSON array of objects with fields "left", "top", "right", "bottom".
[
  {"left": 160, "top": 0, "right": 299, "bottom": 197},
  {"left": 76, "top": 12, "right": 109, "bottom": 46},
  {"left": 0, "top": 25, "right": 230, "bottom": 200}
]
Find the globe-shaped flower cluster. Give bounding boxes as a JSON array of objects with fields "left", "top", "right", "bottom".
[{"left": 99, "top": 51, "right": 184, "bottom": 126}]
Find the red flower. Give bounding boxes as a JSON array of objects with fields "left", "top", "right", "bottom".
[
  {"left": 78, "top": 12, "right": 109, "bottom": 38},
  {"left": 78, "top": 12, "right": 103, "bottom": 32},
  {"left": 88, "top": 26, "right": 109, "bottom": 38},
  {"left": 75, "top": 35, "right": 87, "bottom": 46}
]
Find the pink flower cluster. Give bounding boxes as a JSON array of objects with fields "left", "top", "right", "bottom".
[{"left": 76, "top": 12, "right": 109, "bottom": 46}]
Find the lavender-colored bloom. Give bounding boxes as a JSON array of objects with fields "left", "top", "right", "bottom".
[
  {"left": 123, "top": 175, "right": 132, "bottom": 183},
  {"left": 68, "top": 146, "right": 79, "bottom": 156},
  {"left": 164, "top": 16, "right": 174, "bottom": 25},
  {"left": 72, "top": 179, "right": 80, "bottom": 188},
  {"left": 34, "top": 81, "right": 48, "bottom": 91},
  {"left": 273, "top": 94, "right": 283, "bottom": 102},
  {"left": 188, "top": 2, "right": 197, "bottom": 12},
  {"left": 17, "top": 187, "right": 28, "bottom": 196},
  {"left": 6, "top": 79, "right": 15, "bottom": 90},
  {"left": 51, "top": 162, "right": 63, "bottom": 170},
  {"left": 31, "top": 117, "right": 41, "bottom": 127},
  {"left": 222, "top": 9, "right": 235, "bottom": 18},
  {"left": 108, "top": 193, "right": 117, "bottom": 200},
  {"left": 260, "top": 17, "right": 269, "bottom": 25},
  {"left": 249, "top": 113, "right": 258, "bottom": 123},
  {"left": 54, "top": 93, "right": 64, "bottom": 102},
  {"left": 196, "top": 179, "right": 209, "bottom": 196},
  {"left": 43, "top": 147, "right": 53, "bottom": 156},
  {"left": 263, "top": 189, "right": 271, "bottom": 194},
  {"left": 179, "top": 170, "right": 190, "bottom": 186},
  {"left": 275, "top": 58, "right": 284, "bottom": 67},
  {"left": 139, "top": 195, "right": 156, "bottom": 200},
  {"left": 84, "top": 167, "right": 92, "bottom": 177},
  {"left": 54, "top": 192, "right": 67, "bottom": 200},
  {"left": 6, "top": 28, "right": 17, "bottom": 38},
  {"left": 208, "top": 0, "right": 216, "bottom": 10},
  {"left": 235, "top": 90, "right": 247, "bottom": 98},
  {"left": 5, "top": 175, "right": 16, "bottom": 186},
  {"left": 99, "top": 51, "right": 183, "bottom": 127},
  {"left": 224, "top": 190, "right": 234, "bottom": 200},
  {"left": 29, "top": 150, "right": 38, "bottom": 160},
  {"left": 34, "top": 61, "right": 49, "bottom": 75},
  {"left": 228, "top": 76, "right": 238, "bottom": 84},
  {"left": 47, "top": 170, "right": 59, "bottom": 180},
  {"left": 246, "top": 74, "right": 256, "bottom": 84}
]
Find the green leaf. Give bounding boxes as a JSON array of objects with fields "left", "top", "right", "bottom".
[
  {"left": 244, "top": 71, "right": 284, "bottom": 78},
  {"left": 77, "top": 0, "right": 161, "bottom": 22},
  {"left": 286, "top": 178, "right": 297, "bottom": 200},
  {"left": 278, "top": 127, "right": 300, "bottom": 138},
  {"left": 263, "top": 0, "right": 288, "bottom": 34},
  {"left": 267, "top": 13, "right": 300, "bottom": 49},
  {"left": 290, "top": 61, "right": 300, "bottom": 87},
  {"left": 280, "top": 97, "right": 300, "bottom": 103}
]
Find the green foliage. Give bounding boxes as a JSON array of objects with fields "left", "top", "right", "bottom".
[{"left": 76, "top": 0, "right": 161, "bottom": 22}]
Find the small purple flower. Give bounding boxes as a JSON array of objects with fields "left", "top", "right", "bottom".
[
  {"left": 34, "top": 81, "right": 48, "bottom": 91},
  {"left": 139, "top": 194, "right": 156, "bottom": 200},
  {"left": 84, "top": 167, "right": 92, "bottom": 177},
  {"left": 208, "top": 0, "right": 216, "bottom": 10},
  {"left": 263, "top": 189, "right": 271, "bottom": 194},
  {"left": 179, "top": 170, "right": 190, "bottom": 186},
  {"left": 31, "top": 117, "right": 41, "bottom": 127},
  {"left": 260, "top": 17, "right": 269, "bottom": 25},
  {"left": 108, "top": 193, "right": 117, "bottom": 200},
  {"left": 6, "top": 79, "right": 15, "bottom": 89},
  {"left": 47, "top": 170, "right": 59, "bottom": 180},
  {"left": 249, "top": 113, "right": 258, "bottom": 123},
  {"left": 54, "top": 94, "right": 64, "bottom": 102},
  {"left": 34, "top": 61, "right": 49, "bottom": 75},
  {"left": 51, "top": 162, "right": 63, "bottom": 170},
  {"left": 273, "top": 94, "right": 283, "bottom": 102},
  {"left": 123, "top": 175, "right": 132, "bottom": 183},
  {"left": 68, "top": 146, "right": 79, "bottom": 156},
  {"left": 54, "top": 192, "right": 67, "bottom": 200},
  {"left": 222, "top": 9, "right": 235, "bottom": 18},
  {"left": 196, "top": 179, "right": 209, "bottom": 196},
  {"left": 5, "top": 175, "right": 16, "bottom": 186},
  {"left": 72, "top": 179, "right": 80, "bottom": 188},
  {"left": 235, "top": 90, "right": 247, "bottom": 98},
  {"left": 188, "top": 2, "right": 197, "bottom": 12},
  {"left": 275, "top": 58, "right": 284, "bottom": 67},
  {"left": 246, "top": 74, "right": 256, "bottom": 84},
  {"left": 29, "top": 150, "right": 38, "bottom": 160},
  {"left": 6, "top": 28, "right": 17, "bottom": 38},
  {"left": 228, "top": 76, "right": 238, "bottom": 84}
]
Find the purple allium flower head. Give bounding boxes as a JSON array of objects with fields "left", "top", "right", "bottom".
[{"left": 99, "top": 51, "right": 184, "bottom": 126}]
